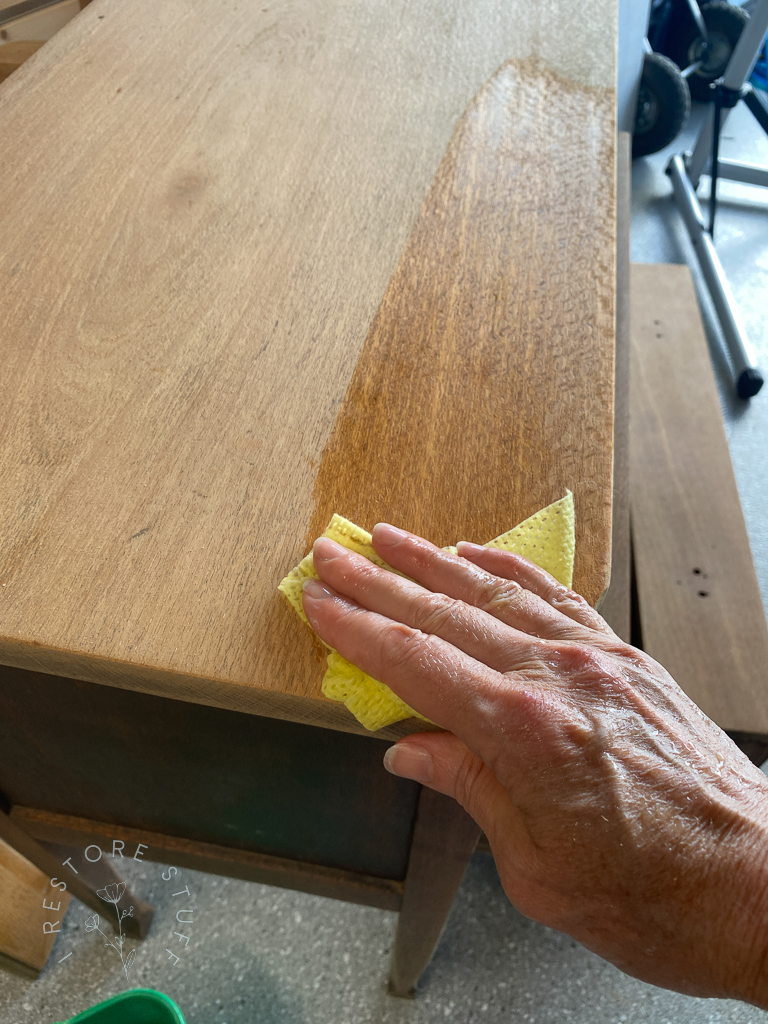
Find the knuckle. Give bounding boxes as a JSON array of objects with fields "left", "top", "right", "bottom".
[
  {"left": 548, "top": 580, "right": 574, "bottom": 600},
  {"left": 352, "top": 556, "right": 383, "bottom": 587},
  {"left": 453, "top": 748, "right": 487, "bottom": 809},
  {"left": 550, "top": 587, "right": 594, "bottom": 619},
  {"left": 379, "top": 622, "right": 433, "bottom": 674},
  {"left": 477, "top": 577, "right": 525, "bottom": 615},
  {"left": 417, "top": 592, "right": 463, "bottom": 636},
  {"left": 552, "top": 641, "right": 611, "bottom": 681}
]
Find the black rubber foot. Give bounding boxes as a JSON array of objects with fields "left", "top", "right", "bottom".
[{"left": 737, "top": 367, "right": 764, "bottom": 400}]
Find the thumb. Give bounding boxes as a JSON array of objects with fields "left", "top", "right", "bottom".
[{"left": 383, "top": 732, "right": 512, "bottom": 837}]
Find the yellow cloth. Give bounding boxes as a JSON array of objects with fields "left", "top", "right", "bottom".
[{"left": 278, "top": 492, "right": 575, "bottom": 731}]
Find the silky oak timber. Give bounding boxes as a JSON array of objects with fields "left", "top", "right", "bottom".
[{"left": 0, "top": 0, "right": 617, "bottom": 736}]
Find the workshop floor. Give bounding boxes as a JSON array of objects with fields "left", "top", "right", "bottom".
[{"left": 2, "top": 101, "right": 768, "bottom": 1024}]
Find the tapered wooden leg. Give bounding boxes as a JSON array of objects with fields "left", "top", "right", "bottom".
[
  {"left": 0, "top": 811, "right": 153, "bottom": 939},
  {"left": 41, "top": 841, "right": 155, "bottom": 939},
  {"left": 0, "top": 835, "right": 73, "bottom": 978},
  {"left": 388, "top": 787, "right": 481, "bottom": 998}
]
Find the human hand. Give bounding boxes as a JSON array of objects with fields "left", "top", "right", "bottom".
[{"left": 301, "top": 523, "right": 768, "bottom": 1006}]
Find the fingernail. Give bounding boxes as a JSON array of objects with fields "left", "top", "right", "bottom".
[
  {"left": 383, "top": 744, "right": 433, "bottom": 785},
  {"left": 313, "top": 536, "right": 346, "bottom": 561},
  {"left": 456, "top": 541, "right": 484, "bottom": 555},
  {"left": 374, "top": 523, "right": 409, "bottom": 545},
  {"left": 302, "top": 578, "right": 336, "bottom": 600}
]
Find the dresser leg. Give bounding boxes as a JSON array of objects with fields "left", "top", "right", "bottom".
[
  {"left": 388, "top": 787, "right": 481, "bottom": 998},
  {"left": 41, "top": 841, "right": 155, "bottom": 939},
  {"left": 0, "top": 810, "right": 153, "bottom": 940}
]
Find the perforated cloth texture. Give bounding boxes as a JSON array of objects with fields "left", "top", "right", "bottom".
[{"left": 278, "top": 492, "right": 575, "bottom": 730}]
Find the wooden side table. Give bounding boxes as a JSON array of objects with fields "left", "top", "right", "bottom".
[{"left": 0, "top": 0, "right": 617, "bottom": 993}]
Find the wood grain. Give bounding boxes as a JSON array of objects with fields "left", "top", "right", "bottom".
[
  {"left": 630, "top": 263, "right": 768, "bottom": 734},
  {"left": 12, "top": 807, "right": 405, "bottom": 912},
  {"left": 0, "top": 0, "right": 616, "bottom": 734},
  {"left": 0, "top": 836, "right": 71, "bottom": 978},
  {"left": 388, "top": 788, "right": 481, "bottom": 997},
  {"left": 598, "top": 131, "right": 631, "bottom": 640},
  {"left": 306, "top": 59, "right": 616, "bottom": 606}
]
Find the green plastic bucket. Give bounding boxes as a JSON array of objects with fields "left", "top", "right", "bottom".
[{"left": 61, "top": 988, "right": 186, "bottom": 1024}]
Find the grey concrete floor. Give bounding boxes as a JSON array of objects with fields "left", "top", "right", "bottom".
[
  {"left": 3, "top": 851, "right": 768, "bottom": 1024},
  {"left": 2, "top": 100, "right": 768, "bottom": 1024}
]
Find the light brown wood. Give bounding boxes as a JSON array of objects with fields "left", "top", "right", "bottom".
[
  {"left": 630, "top": 263, "right": 768, "bottom": 734},
  {"left": 598, "top": 131, "right": 631, "bottom": 639},
  {"left": 305, "top": 59, "right": 616, "bottom": 608},
  {"left": 0, "top": 39, "right": 44, "bottom": 81},
  {"left": 388, "top": 788, "right": 481, "bottom": 997},
  {"left": 0, "top": 0, "right": 617, "bottom": 735},
  {"left": 0, "top": 836, "right": 71, "bottom": 978},
  {"left": 478, "top": 304, "right": 635, "bottom": 844},
  {"left": 11, "top": 807, "right": 405, "bottom": 912}
]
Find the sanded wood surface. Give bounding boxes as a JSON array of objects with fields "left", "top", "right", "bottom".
[
  {"left": 630, "top": 263, "right": 768, "bottom": 735},
  {"left": 0, "top": 0, "right": 616, "bottom": 734},
  {"left": 0, "top": 836, "right": 71, "bottom": 978}
]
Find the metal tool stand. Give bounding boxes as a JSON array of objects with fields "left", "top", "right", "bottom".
[{"left": 667, "top": 0, "right": 768, "bottom": 398}]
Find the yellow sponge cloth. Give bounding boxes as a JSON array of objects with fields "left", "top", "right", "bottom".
[{"left": 278, "top": 491, "right": 575, "bottom": 731}]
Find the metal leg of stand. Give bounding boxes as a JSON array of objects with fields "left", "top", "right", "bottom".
[
  {"left": 709, "top": 90, "right": 722, "bottom": 236},
  {"left": 688, "top": 105, "right": 717, "bottom": 189},
  {"left": 667, "top": 155, "right": 764, "bottom": 398},
  {"left": 745, "top": 85, "right": 768, "bottom": 135},
  {"left": 688, "top": 0, "right": 768, "bottom": 186},
  {"left": 669, "top": 0, "right": 768, "bottom": 397},
  {"left": 715, "top": 158, "right": 768, "bottom": 187}
]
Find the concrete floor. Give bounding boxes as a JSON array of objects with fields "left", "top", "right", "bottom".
[
  {"left": 2, "top": 101, "right": 768, "bottom": 1024},
  {"left": 3, "top": 851, "right": 768, "bottom": 1024}
]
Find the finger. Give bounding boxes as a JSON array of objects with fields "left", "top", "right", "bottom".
[
  {"left": 383, "top": 732, "right": 531, "bottom": 856},
  {"left": 455, "top": 542, "right": 613, "bottom": 634},
  {"left": 369, "top": 523, "right": 613, "bottom": 640},
  {"left": 301, "top": 577, "right": 524, "bottom": 751},
  {"left": 312, "top": 536, "right": 547, "bottom": 676}
]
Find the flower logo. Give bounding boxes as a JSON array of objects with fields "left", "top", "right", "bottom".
[
  {"left": 84, "top": 882, "right": 136, "bottom": 979},
  {"left": 96, "top": 883, "right": 126, "bottom": 905}
]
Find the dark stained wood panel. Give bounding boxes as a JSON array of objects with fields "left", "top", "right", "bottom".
[{"left": 0, "top": 666, "right": 420, "bottom": 879}]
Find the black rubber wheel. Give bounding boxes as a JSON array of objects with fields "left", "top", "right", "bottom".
[
  {"left": 632, "top": 52, "right": 691, "bottom": 158},
  {"left": 668, "top": 1, "right": 749, "bottom": 101}
]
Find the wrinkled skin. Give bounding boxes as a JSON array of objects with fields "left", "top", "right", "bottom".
[{"left": 301, "top": 524, "right": 768, "bottom": 1007}]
